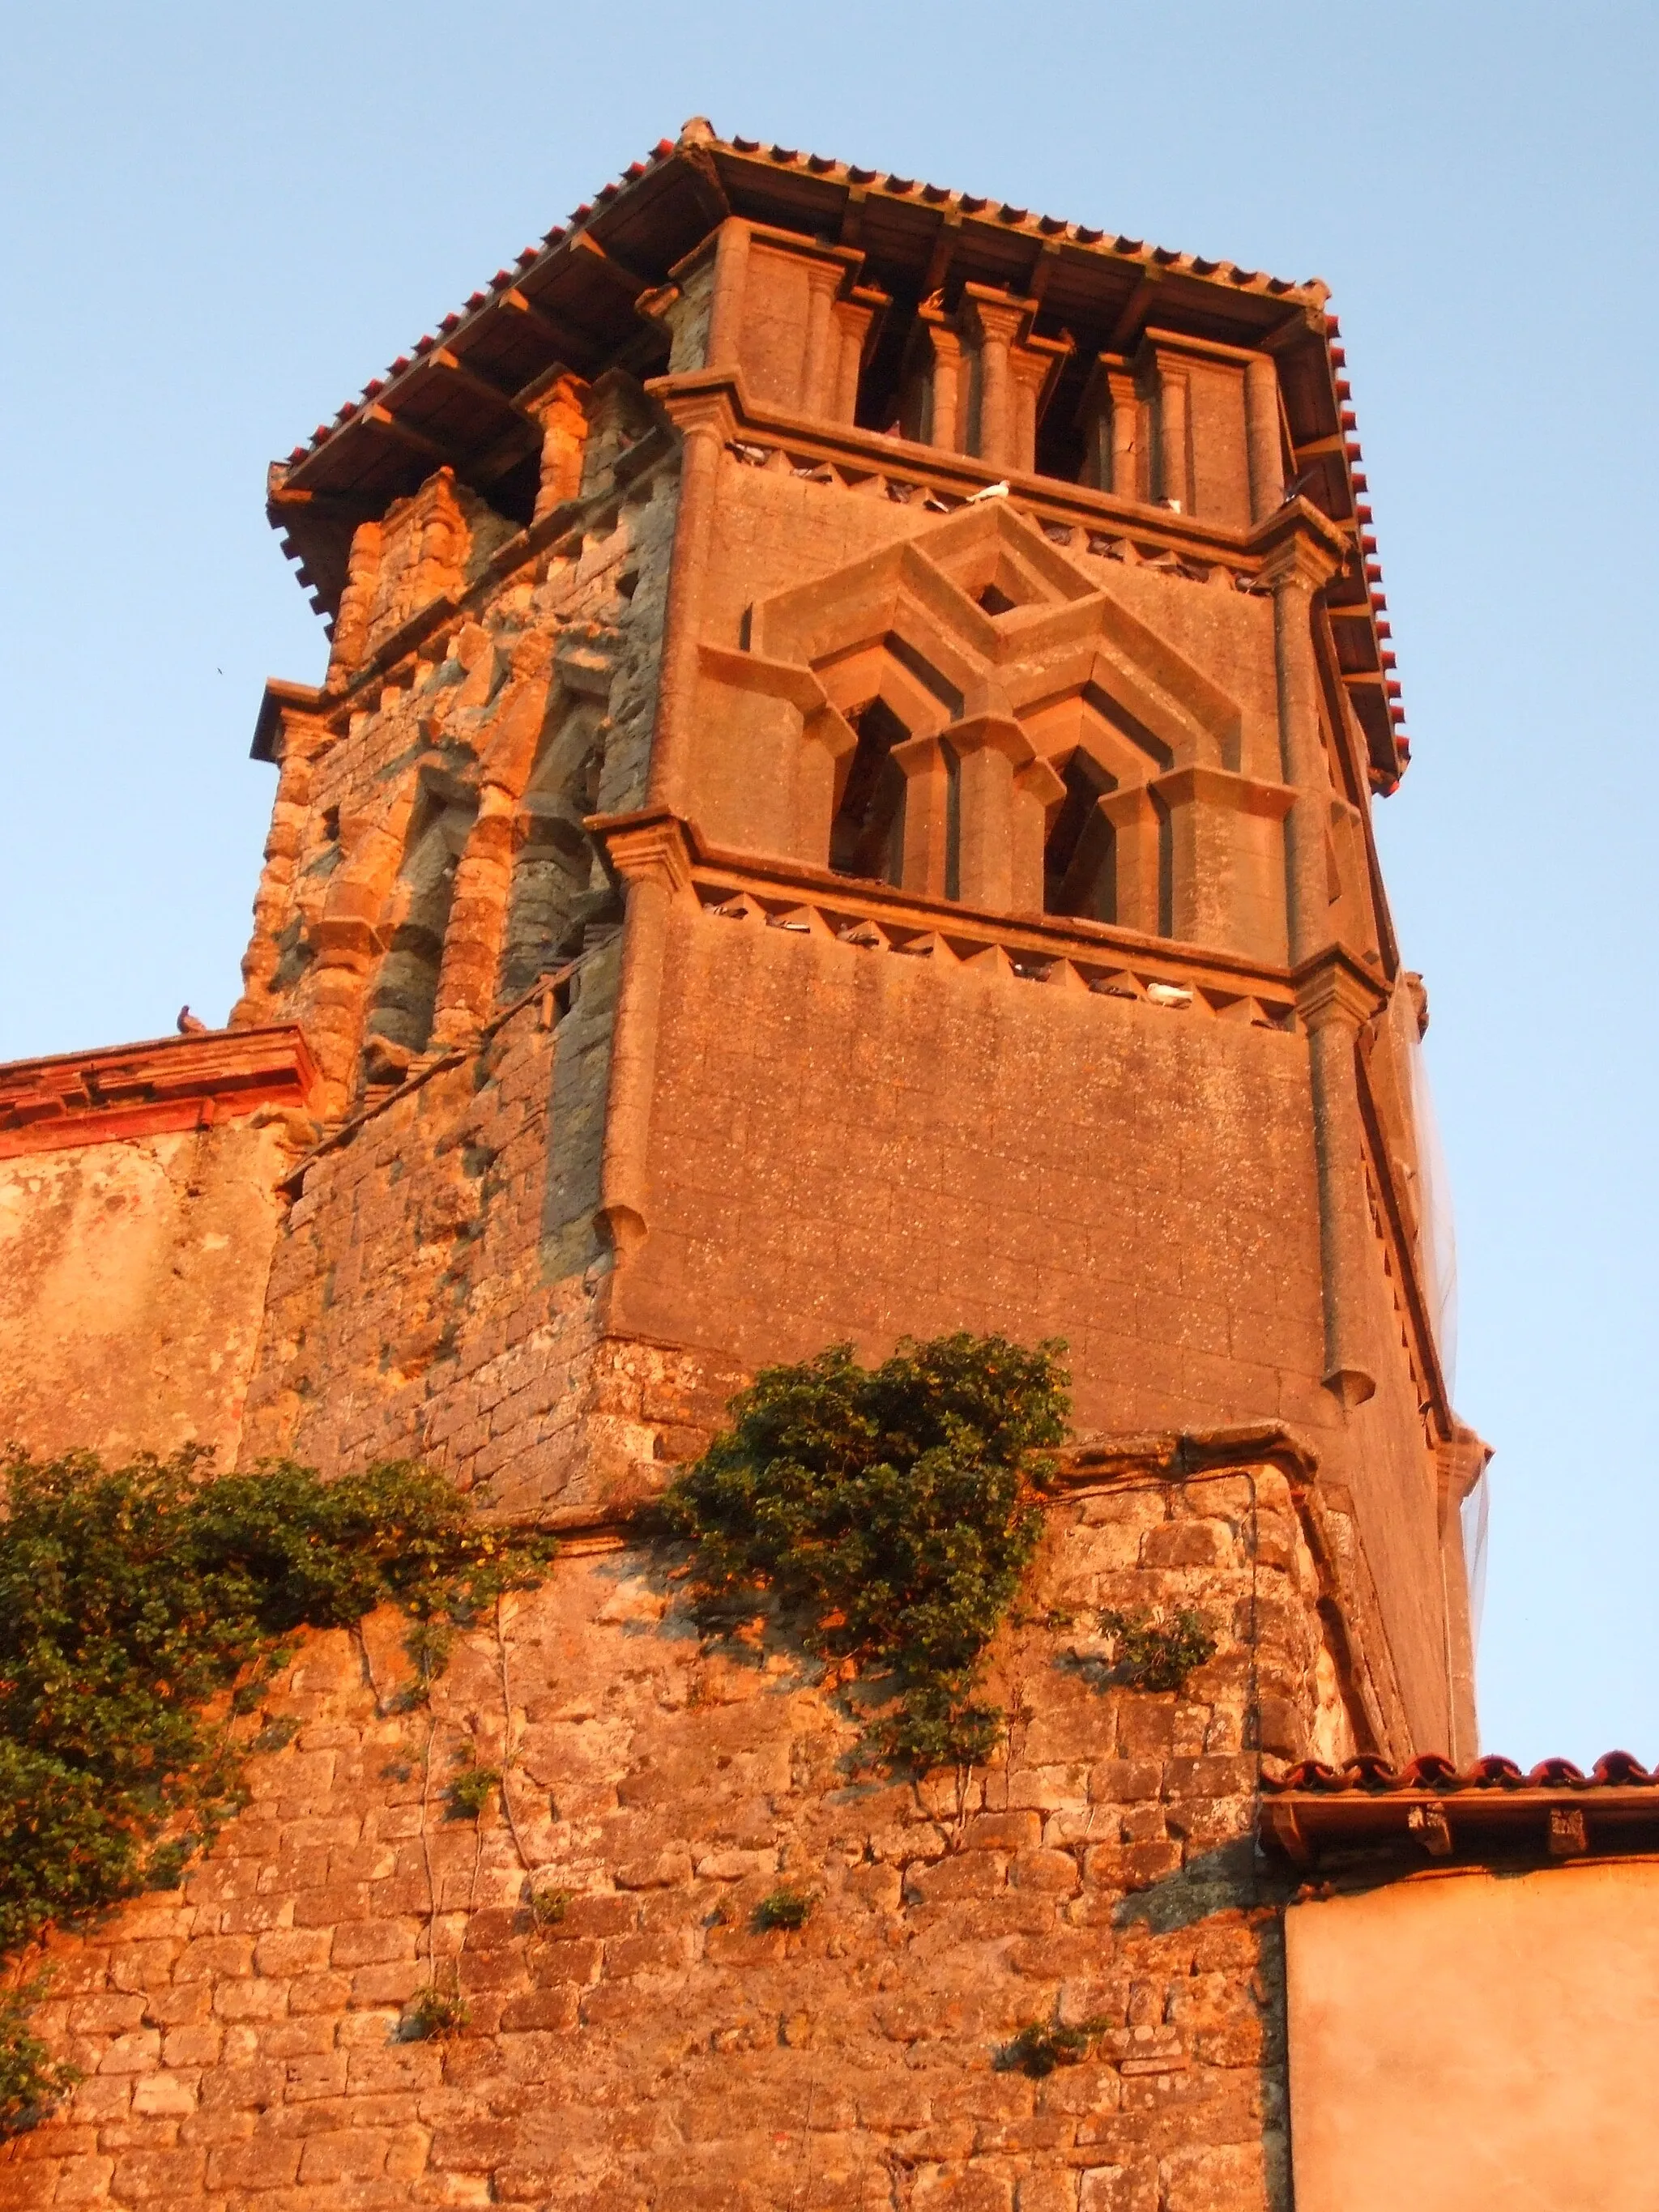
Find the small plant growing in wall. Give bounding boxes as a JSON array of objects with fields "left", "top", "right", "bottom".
[
  {"left": 443, "top": 1755, "right": 501, "bottom": 1821},
  {"left": 403, "top": 1983, "right": 471, "bottom": 2040},
  {"left": 1098, "top": 1605, "right": 1218, "bottom": 1691},
  {"left": 752, "top": 1883, "right": 817, "bottom": 1933},
  {"left": 526, "top": 1879, "right": 573, "bottom": 1932},
  {"left": 0, "top": 1447, "right": 552, "bottom": 2134},
  {"left": 1000, "top": 2018, "right": 1110, "bottom": 2076},
  {"left": 664, "top": 1332, "right": 1069, "bottom": 1773}
]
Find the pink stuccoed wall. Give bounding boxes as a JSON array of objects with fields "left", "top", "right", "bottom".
[{"left": 1286, "top": 1858, "right": 1659, "bottom": 2212}]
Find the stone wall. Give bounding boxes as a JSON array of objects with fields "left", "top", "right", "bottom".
[
  {"left": 619, "top": 897, "right": 1329, "bottom": 1447},
  {"left": 0, "top": 1455, "right": 1357, "bottom": 2211},
  {"left": 239, "top": 953, "right": 741, "bottom": 1525},
  {"left": 0, "top": 1118, "right": 294, "bottom": 1467}
]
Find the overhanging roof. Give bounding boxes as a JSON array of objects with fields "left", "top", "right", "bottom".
[
  {"left": 1261, "top": 1751, "right": 1659, "bottom": 1869},
  {"left": 268, "top": 124, "right": 1405, "bottom": 777}
]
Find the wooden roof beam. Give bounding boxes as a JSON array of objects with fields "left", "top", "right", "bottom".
[
  {"left": 425, "top": 345, "right": 528, "bottom": 417},
  {"left": 360, "top": 403, "right": 450, "bottom": 465},
  {"left": 498, "top": 287, "right": 603, "bottom": 366},
  {"left": 569, "top": 228, "right": 652, "bottom": 299},
  {"left": 922, "top": 210, "right": 962, "bottom": 299},
  {"left": 1109, "top": 271, "right": 1165, "bottom": 351}
]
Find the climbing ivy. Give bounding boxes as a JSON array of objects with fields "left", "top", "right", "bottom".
[
  {"left": 664, "top": 1334, "right": 1069, "bottom": 1771},
  {"left": 0, "top": 1447, "right": 552, "bottom": 2135}
]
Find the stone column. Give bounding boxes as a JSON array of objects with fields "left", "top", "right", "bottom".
[
  {"left": 326, "top": 519, "right": 382, "bottom": 689},
  {"left": 958, "top": 288, "right": 1028, "bottom": 471},
  {"left": 1011, "top": 755, "right": 1066, "bottom": 915},
  {"left": 303, "top": 789, "right": 416, "bottom": 1111},
  {"left": 1155, "top": 365, "right": 1190, "bottom": 511},
  {"left": 795, "top": 702, "right": 859, "bottom": 863},
  {"left": 646, "top": 384, "right": 737, "bottom": 818},
  {"left": 1006, "top": 330, "right": 1072, "bottom": 475},
  {"left": 1099, "top": 786, "right": 1162, "bottom": 934},
  {"left": 1146, "top": 764, "right": 1297, "bottom": 965},
  {"left": 1298, "top": 954, "right": 1386, "bottom": 1407},
  {"left": 1435, "top": 1423, "right": 1491, "bottom": 1765},
  {"left": 1077, "top": 361, "right": 1141, "bottom": 497},
  {"left": 890, "top": 735, "right": 950, "bottom": 897},
  {"left": 591, "top": 813, "right": 693, "bottom": 1259},
  {"left": 704, "top": 219, "right": 751, "bottom": 371},
  {"left": 800, "top": 261, "right": 842, "bottom": 416},
  {"left": 1244, "top": 355, "right": 1285, "bottom": 521},
  {"left": 232, "top": 703, "right": 327, "bottom": 1026},
  {"left": 913, "top": 303, "right": 966, "bottom": 452},
  {"left": 1258, "top": 506, "right": 1375, "bottom": 1405},
  {"left": 1264, "top": 526, "right": 1341, "bottom": 965},
  {"left": 528, "top": 373, "right": 591, "bottom": 522},
  {"left": 830, "top": 287, "right": 888, "bottom": 422},
  {"left": 944, "top": 714, "right": 1057, "bottom": 911},
  {"left": 1109, "top": 371, "right": 1141, "bottom": 499}
]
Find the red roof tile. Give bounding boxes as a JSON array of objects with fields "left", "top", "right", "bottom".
[{"left": 271, "top": 125, "right": 1405, "bottom": 776}]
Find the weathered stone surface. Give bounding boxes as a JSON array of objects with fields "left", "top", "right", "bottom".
[
  {"left": 0, "top": 123, "right": 1486, "bottom": 2211},
  {"left": 1, "top": 1469, "right": 1336, "bottom": 2207}
]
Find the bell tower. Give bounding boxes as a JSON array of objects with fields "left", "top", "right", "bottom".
[{"left": 236, "top": 121, "right": 1482, "bottom": 1763}]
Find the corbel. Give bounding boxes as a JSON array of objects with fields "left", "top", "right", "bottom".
[
  {"left": 585, "top": 808, "right": 697, "bottom": 898},
  {"left": 1407, "top": 1802, "right": 1453, "bottom": 1857}
]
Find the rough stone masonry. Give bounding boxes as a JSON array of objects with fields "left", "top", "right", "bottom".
[{"left": 0, "top": 121, "right": 1490, "bottom": 2210}]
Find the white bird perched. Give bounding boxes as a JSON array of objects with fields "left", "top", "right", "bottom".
[
  {"left": 1145, "top": 981, "right": 1192, "bottom": 1008},
  {"left": 966, "top": 480, "right": 1011, "bottom": 502}
]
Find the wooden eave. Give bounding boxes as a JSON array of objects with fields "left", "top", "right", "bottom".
[{"left": 1261, "top": 1785, "right": 1659, "bottom": 1872}]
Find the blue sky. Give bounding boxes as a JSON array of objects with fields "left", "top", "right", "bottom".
[{"left": 2, "top": 2, "right": 1653, "bottom": 1764}]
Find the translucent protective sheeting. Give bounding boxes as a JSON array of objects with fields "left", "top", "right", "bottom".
[
  {"left": 1410, "top": 1030, "right": 1488, "bottom": 1644},
  {"left": 1407, "top": 1032, "right": 1459, "bottom": 1396},
  {"left": 1461, "top": 1470, "right": 1491, "bottom": 1650}
]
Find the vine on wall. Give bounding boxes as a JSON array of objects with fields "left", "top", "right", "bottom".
[
  {"left": 663, "top": 1333, "right": 1070, "bottom": 1772},
  {"left": 0, "top": 1447, "right": 552, "bottom": 2134}
]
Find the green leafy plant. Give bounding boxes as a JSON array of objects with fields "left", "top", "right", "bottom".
[
  {"left": 665, "top": 1333, "right": 1068, "bottom": 1772},
  {"left": 752, "top": 1883, "right": 817, "bottom": 1932},
  {"left": 443, "top": 1759, "right": 501, "bottom": 1821},
  {"left": 0, "top": 1447, "right": 552, "bottom": 2133},
  {"left": 403, "top": 1984, "right": 471, "bottom": 2039},
  {"left": 527, "top": 1881, "right": 573, "bottom": 1932},
  {"left": 1098, "top": 1605, "right": 1218, "bottom": 1692},
  {"left": 1001, "top": 2019, "right": 1103, "bottom": 2076},
  {"left": 0, "top": 1982, "right": 79, "bottom": 2139}
]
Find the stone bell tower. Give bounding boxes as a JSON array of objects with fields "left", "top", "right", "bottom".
[
  {"left": 224, "top": 119, "right": 1480, "bottom": 1762},
  {"left": 0, "top": 119, "right": 1512, "bottom": 2212}
]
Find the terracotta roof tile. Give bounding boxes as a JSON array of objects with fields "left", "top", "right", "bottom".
[
  {"left": 275, "top": 125, "right": 1405, "bottom": 770},
  {"left": 1264, "top": 1750, "right": 1657, "bottom": 1794}
]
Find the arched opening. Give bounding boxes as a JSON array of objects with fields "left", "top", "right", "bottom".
[
  {"left": 1043, "top": 751, "right": 1117, "bottom": 921},
  {"left": 830, "top": 697, "right": 908, "bottom": 884}
]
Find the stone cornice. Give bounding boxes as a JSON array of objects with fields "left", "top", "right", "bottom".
[
  {"left": 586, "top": 808, "right": 697, "bottom": 894},
  {"left": 0, "top": 1026, "right": 318, "bottom": 1160},
  {"left": 1247, "top": 496, "right": 1350, "bottom": 590},
  {"left": 676, "top": 822, "right": 1303, "bottom": 1029},
  {"left": 646, "top": 367, "right": 1278, "bottom": 571},
  {"left": 1293, "top": 944, "right": 1390, "bottom": 1030}
]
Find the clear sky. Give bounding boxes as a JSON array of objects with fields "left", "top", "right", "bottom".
[{"left": 2, "top": 2, "right": 1653, "bottom": 1767}]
